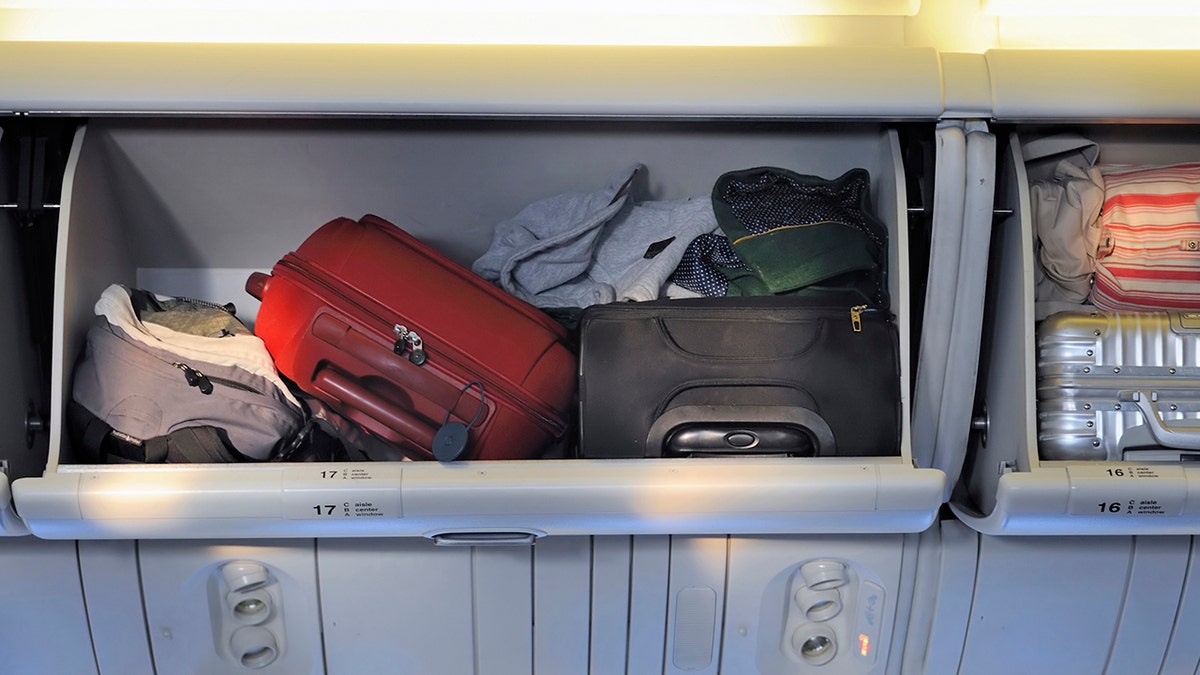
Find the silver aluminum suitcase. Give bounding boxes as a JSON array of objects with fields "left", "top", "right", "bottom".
[{"left": 1036, "top": 310, "right": 1200, "bottom": 461}]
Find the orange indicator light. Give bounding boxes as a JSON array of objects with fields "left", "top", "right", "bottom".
[{"left": 858, "top": 634, "right": 871, "bottom": 656}]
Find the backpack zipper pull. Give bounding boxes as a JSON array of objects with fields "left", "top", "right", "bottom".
[
  {"left": 173, "top": 362, "right": 214, "bottom": 395},
  {"left": 850, "top": 305, "right": 868, "bottom": 333}
]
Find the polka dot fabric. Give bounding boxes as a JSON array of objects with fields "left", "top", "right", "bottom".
[
  {"left": 670, "top": 233, "right": 748, "bottom": 296},
  {"left": 720, "top": 170, "right": 886, "bottom": 257},
  {"left": 670, "top": 167, "right": 888, "bottom": 302}
]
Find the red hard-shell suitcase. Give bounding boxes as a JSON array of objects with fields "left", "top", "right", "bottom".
[{"left": 246, "top": 215, "right": 576, "bottom": 461}]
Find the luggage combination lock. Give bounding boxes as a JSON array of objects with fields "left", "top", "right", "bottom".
[{"left": 393, "top": 324, "right": 427, "bottom": 366}]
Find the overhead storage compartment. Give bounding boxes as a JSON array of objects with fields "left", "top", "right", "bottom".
[
  {"left": 12, "top": 112, "right": 950, "bottom": 539},
  {"left": 0, "top": 42, "right": 964, "bottom": 540},
  {"left": 944, "top": 50, "right": 1200, "bottom": 536},
  {"left": 956, "top": 120, "right": 1200, "bottom": 535}
]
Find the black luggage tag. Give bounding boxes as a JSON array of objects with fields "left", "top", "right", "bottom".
[
  {"left": 433, "top": 382, "right": 487, "bottom": 462},
  {"left": 433, "top": 423, "right": 470, "bottom": 462}
]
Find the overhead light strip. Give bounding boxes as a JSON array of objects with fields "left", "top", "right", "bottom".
[
  {"left": 984, "top": 0, "right": 1200, "bottom": 16},
  {"left": 0, "top": 0, "right": 920, "bottom": 16}
]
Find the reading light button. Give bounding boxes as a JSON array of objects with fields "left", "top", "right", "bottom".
[{"left": 854, "top": 581, "right": 886, "bottom": 664}]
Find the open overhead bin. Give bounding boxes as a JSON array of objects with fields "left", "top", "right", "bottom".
[
  {"left": 954, "top": 49, "right": 1200, "bottom": 535},
  {"left": 1, "top": 43, "right": 961, "bottom": 540},
  {"left": 0, "top": 122, "right": 67, "bottom": 537},
  {"left": 0, "top": 128, "right": 30, "bottom": 536}
]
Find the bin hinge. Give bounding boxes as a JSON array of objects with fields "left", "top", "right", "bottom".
[
  {"left": 970, "top": 402, "right": 989, "bottom": 447},
  {"left": 25, "top": 402, "right": 44, "bottom": 449},
  {"left": 1, "top": 131, "right": 61, "bottom": 225}
]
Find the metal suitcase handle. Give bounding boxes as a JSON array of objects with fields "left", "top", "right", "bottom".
[
  {"left": 1122, "top": 390, "right": 1200, "bottom": 451},
  {"left": 646, "top": 405, "right": 836, "bottom": 457}
]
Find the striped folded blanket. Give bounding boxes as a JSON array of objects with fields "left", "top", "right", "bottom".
[{"left": 1092, "top": 163, "right": 1200, "bottom": 311}]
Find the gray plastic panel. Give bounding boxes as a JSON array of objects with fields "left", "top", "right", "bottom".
[
  {"left": 319, "top": 538, "right": 510, "bottom": 675},
  {"left": 1160, "top": 536, "right": 1200, "bottom": 674},
  {"left": 0, "top": 538, "right": 97, "bottom": 674},
  {"left": 534, "top": 537, "right": 593, "bottom": 672},
  {"left": 0, "top": 43, "right": 944, "bottom": 119},
  {"left": 988, "top": 50, "right": 1200, "bottom": 122},
  {"left": 78, "top": 540, "right": 155, "bottom": 675},
  {"left": 900, "top": 521, "right": 978, "bottom": 675},
  {"left": 959, "top": 535, "right": 1134, "bottom": 675},
  {"left": 1107, "top": 536, "right": 1191, "bottom": 675},
  {"left": 590, "top": 537, "right": 634, "bottom": 675}
]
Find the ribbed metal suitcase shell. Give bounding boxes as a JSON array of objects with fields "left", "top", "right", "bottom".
[{"left": 1036, "top": 310, "right": 1200, "bottom": 461}]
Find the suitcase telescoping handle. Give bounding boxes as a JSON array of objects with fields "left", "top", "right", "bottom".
[
  {"left": 314, "top": 368, "right": 439, "bottom": 455},
  {"left": 646, "top": 405, "right": 837, "bottom": 457},
  {"left": 1122, "top": 390, "right": 1200, "bottom": 450}
]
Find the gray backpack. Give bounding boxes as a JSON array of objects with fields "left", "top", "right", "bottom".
[{"left": 70, "top": 284, "right": 304, "bottom": 462}]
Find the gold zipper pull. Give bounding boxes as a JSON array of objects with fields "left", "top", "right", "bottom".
[{"left": 850, "top": 305, "right": 867, "bottom": 333}]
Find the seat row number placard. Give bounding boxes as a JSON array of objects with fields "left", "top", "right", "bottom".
[
  {"left": 1066, "top": 465, "right": 1187, "bottom": 516},
  {"left": 282, "top": 465, "right": 404, "bottom": 519}
]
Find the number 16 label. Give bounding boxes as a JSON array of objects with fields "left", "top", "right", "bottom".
[{"left": 1066, "top": 465, "right": 1186, "bottom": 516}]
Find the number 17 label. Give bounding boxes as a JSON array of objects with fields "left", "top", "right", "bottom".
[{"left": 282, "top": 465, "right": 404, "bottom": 520}]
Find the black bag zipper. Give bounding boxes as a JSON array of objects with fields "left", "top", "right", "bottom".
[
  {"left": 171, "top": 362, "right": 264, "bottom": 396},
  {"left": 592, "top": 300, "right": 892, "bottom": 334}
]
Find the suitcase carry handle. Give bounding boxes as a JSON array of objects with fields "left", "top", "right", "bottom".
[
  {"left": 314, "top": 367, "right": 439, "bottom": 455},
  {"left": 245, "top": 271, "right": 269, "bottom": 300},
  {"left": 1123, "top": 390, "right": 1200, "bottom": 451},
  {"left": 646, "top": 405, "right": 836, "bottom": 457}
]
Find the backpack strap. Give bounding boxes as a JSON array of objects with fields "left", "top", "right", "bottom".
[
  {"left": 68, "top": 400, "right": 243, "bottom": 464},
  {"left": 124, "top": 287, "right": 166, "bottom": 320},
  {"left": 161, "top": 427, "right": 242, "bottom": 463}
]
